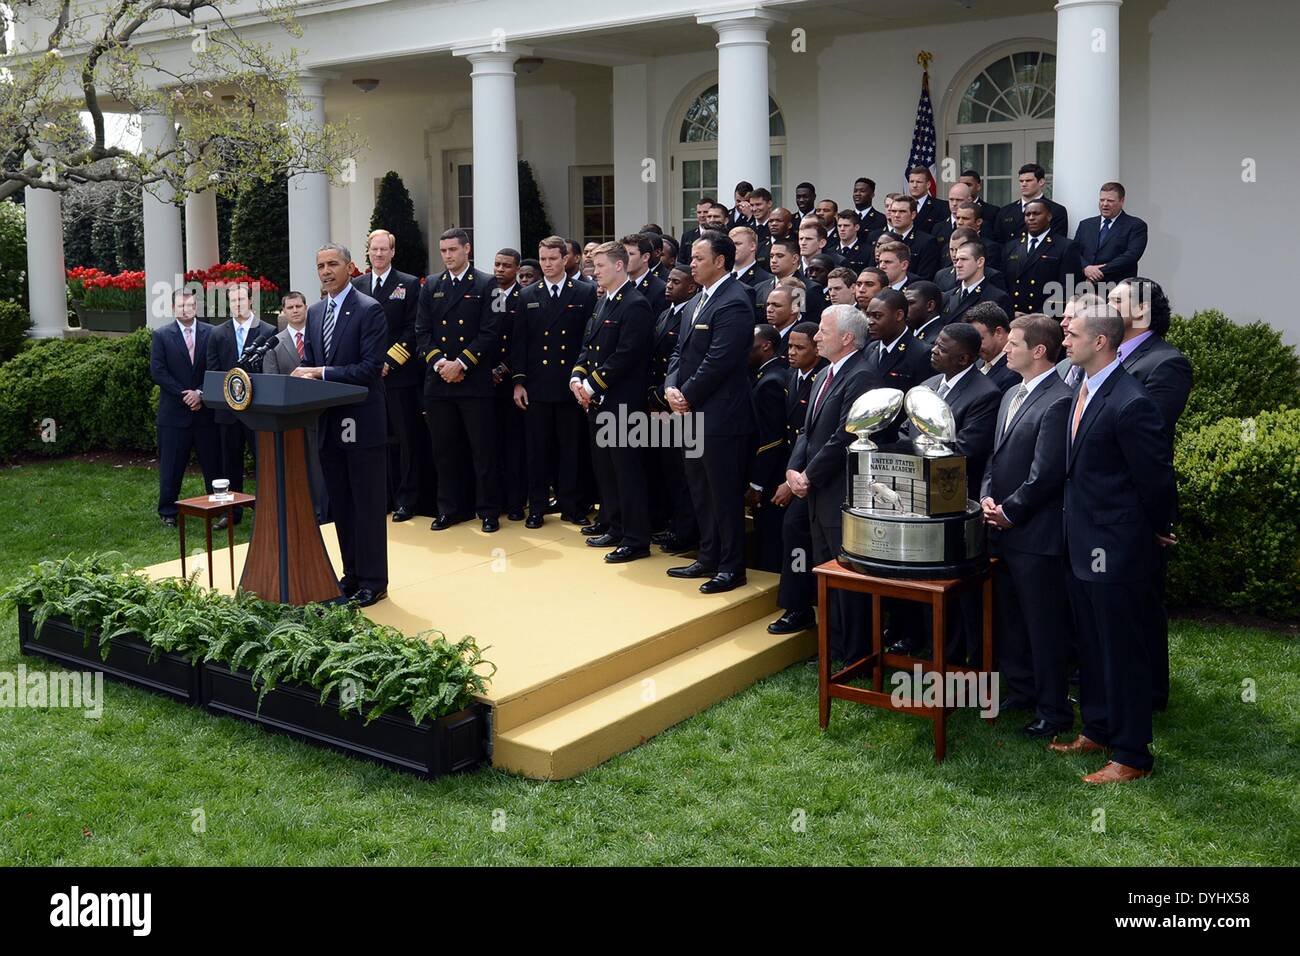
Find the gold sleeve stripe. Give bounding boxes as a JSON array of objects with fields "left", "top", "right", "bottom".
[
  {"left": 591, "top": 370, "right": 607, "bottom": 389},
  {"left": 387, "top": 344, "right": 410, "bottom": 365},
  {"left": 461, "top": 349, "right": 479, "bottom": 366},
  {"left": 756, "top": 438, "right": 784, "bottom": 454},
  {"left": 425, "top": 348, "right": 443, "bottom": 364}
]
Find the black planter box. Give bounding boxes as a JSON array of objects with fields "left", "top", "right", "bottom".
[
  {"left": 202, "top": 661, "right": 488, "bottom": 778},
  {"left": 17, "top": 608, "right": 203, "bottom": 705}
]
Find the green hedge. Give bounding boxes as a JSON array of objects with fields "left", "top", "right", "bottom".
[
  {"left": 0, "top": 329, "right": 157, "bottom": 462},
  {"left": 0, "top": 301, "right": 32, "bottom": 364},
  {"left": 1170, "top": 408, "right": 1300, "bottom": 618}
]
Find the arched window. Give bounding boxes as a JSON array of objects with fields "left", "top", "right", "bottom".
[
  {"left": 672, "top": 82, "right": 786, "bottom": 235},
  {"left": 946, "top": 45, "right": 1056, "bottom": 206}
]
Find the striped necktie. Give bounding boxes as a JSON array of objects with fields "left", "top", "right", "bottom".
[{"left": 322, "top": 298, "right": 337, "bottom": 359}]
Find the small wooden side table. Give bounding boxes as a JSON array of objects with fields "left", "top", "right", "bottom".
[
  {"left": 813, "top": 557, "right": 996, "bottom": 761},
  {"left": 176, "top": 492, "right": 257, "bottom": 589}
]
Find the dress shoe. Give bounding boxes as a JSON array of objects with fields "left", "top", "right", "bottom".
[
  {"left": 1082, "top": 760, "right": 1151, "bottom": 784},
  {"left": 1047, "top": 734, "right": 1109, "bottom": 755},
  {"left": 657, "top": 535, "right": 698, "bottom": 554},
  {"left": 391, "top": 508, "right": 414, "bottom": 523},
  {"left": 546, "top": 498, "right": 562, "bottom": 514},
  {"left": 581, "top": 521, "right": 609, "bottom": 536},
  {"left": 700, "top": 572, "right": 746, "bottom": 594},
  {"left": 481, "top": 517, "right": 500, "bottom": 533},
  {"left": 586, "top": 533, "right": 619, "bottom": 548},
  {"left": 213, "top": 514, "right": 228, "bottom": 531},
  {"left": 650, "top": 530, "right": 671, "bottom": 544},
  {"left": 507, "top": 509, "right": 525, "bottom": 521},
  {"left": 667, "top": 561, "right": 716, "bottom": 579},
  {"left": 350, "top": 588, "right": 387, "bottom": 608},
  {"left": 340, "top": 579, "right": 358, "bottom": 598},
  {"left": 604, "top": 546, "right": 650, "bottom": 564},
  {"left": 1019, "top": 718, "right": 1071, "bottom": 739},
  {"left": 161, "top": 515, "right": 178, "bottom": 528},
  {"left": 768, "top": 609, "right": 814, "bottom": 634},
  {"left": 430, "top": 514, "right": 460, "bottom": 531},
  {"left": 561, "top": 512, "right": 588, "bottom": 525},
  {"left": 525, "top": 514, "right": 544, "bottom": 529}
]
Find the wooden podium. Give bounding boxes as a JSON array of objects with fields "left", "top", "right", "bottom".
[{"left": 204, "top": 371, "right": 366, "bottom": 605}]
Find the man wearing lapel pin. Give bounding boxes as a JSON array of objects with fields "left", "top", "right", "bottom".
[
  {"left": 624, "top": 233, "right": 668, "bottom": 316},
  {"left": 292, "top": 243, "right": 389, "bottom": 607},
  {"left": 513, "top": 236, "right": 597, "bottom": 529},
  {"left": 207, "top": 283, "right": 277, "bottom": 526},
  {"left": 354, "top": 229, "right": 423, "bottom": 523},
  {"left": 664, "top": 232, "right": 757, "bottom": 593},
  {"left": 416, "top": 228, "right": 502, "bottom": 533},
  {"left": 1003, "top": 200, "right": 1082, "bottom": 315},
  {"left": 979, "top": 314, "right": 1074, "bottom": 737},
  {"left": 1076, "top": 183, "right": 1148, "bottom": 285},
  {"left": 151, "top": 289, "right": 221, "bottom": 527},
  {"left": 570, "top": 242, "right": 655, "bottom": 563}
]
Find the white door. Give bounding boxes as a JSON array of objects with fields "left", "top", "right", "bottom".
[
  {"left": 443, "top": 149, "right": 474, "bottom": 245},
  {"left": 947, "top": 130, "right": 1053, "bottom": 207}
]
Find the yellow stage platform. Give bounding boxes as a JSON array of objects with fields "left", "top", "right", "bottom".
[{"left": 142, "top": 517, "right": 814, "bottom": 779}]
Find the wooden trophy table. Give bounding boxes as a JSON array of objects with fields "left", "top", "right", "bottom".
[
  {"left": 203, "top": 370, "right": 366, "bottom": 605},
  {"left": 176, "top": 491, "right": 256, "bottom": 588},
  {"left": 813, "top": 557, "right": 997, "bottom": 761}
]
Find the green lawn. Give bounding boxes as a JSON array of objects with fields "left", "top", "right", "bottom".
[{"left": 1, "top": 459, "right": 1297, "bottom": 865}]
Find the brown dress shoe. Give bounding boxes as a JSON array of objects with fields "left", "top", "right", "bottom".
[
  {"left": 1083, "top": 760, "right": 1152, "bottom": 784},
  {"left": 1047, "top": 734, "right": 1109, "bottom": 755}
]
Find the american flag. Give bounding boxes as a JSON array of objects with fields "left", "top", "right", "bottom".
[{"left": 905, "top": 67, "right": 937, "bottom": 196}]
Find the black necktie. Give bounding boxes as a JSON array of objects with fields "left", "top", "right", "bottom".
[
  {"left": 373, "top": 275, "right": 382, "bottom": 294},
  {"left": 551, "top": 284, "right": 559, "bottom": 301},
  {"left": 1099, "top": 218, "right": 1112, "bottom": 244}
]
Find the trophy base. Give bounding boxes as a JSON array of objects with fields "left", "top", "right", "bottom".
[{"left": 839, "top": 503, "right": 988, "bottom": 580}]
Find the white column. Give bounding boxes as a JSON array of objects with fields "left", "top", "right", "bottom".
[
  {"left": 184, "top": 189, "right": 220, "bottom": 272},
  {"left": 22, "top": 158, "right": 68, "bottom": 339},
  {"left": 140, "top": 111, "right": 185, "bottom": 329},
  {"left": 699, "top": 8, "right": 780, "bottom": 199},
  {"left": 612, "top": 64, "right": 652, "bottom": 238},
  {"left": 454, "top": 45, "right": 526, "bottom": 265},
  {"left": 1053, "top": 0, "right": 1122, "bottom": 226},
  {"left": 287, "top": 74, "right": 331, "bottom": 299}
]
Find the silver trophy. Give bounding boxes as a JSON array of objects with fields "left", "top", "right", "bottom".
[
  {"left": 844, "top": 387, "right": 904, "bottom": 452},
  {"left": 904, "top": 385, "right": 957, "bottom": 458}
]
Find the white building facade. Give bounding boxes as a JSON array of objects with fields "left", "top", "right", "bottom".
[{"left": 19, "top": 0, "right": 1300, "bottom": 341}]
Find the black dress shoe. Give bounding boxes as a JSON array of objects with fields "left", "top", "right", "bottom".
[
  {"left": 340, "top": 579, "right": 358, "bottom": 598},
  {"left": 507, "top": 510, "right": 525, "bottom": 521},
  {"left": 657, "top": 535, "right": 698, "bottom": 554},
  {"left": 546, "top": 498, "right": 562, "bottom": 514},
  {"left": 587, "top": 533, "right": 619, "bottom": 547},
  {"left": 581, "top": 521, "right": 609, "bottom": 536},
  {"left": 605, "top": 546, "right": 650, "bottom": 564},
  {"left": 1020, "top": 718, "right": 1072, "bottom": 738},
  {"left": 667, "top": 561, "right": 716, "bottom": 579},
  {"left": 561, "top": 512, "right": 588, "bottom": 525},
  {"left": 525, "top": 514, "right": 544, "bottom": 529},
  {"left": 430, "top": 514, "right": 458, "bottom": 531},
  {"left": 161, "top": 515, "right": 178, "bottom": 527},
  {"left": 700, "top": 572, "right": 746, "bottom": 594},
  {"left": 768, "top": 609, "right": 814, "bottom": 634},
  {"left": 350, "top": 588, "right": 387, "bottom": 608},
  {"left": 650, "top": 530, "right": 671, "bottom": 544},
  {"left": 213, "top": 514, "right": 228, "bottom": 531},
  {"left": 392, "top": 508, "right": 414, "bottom": 522},
  {"left": 481, "top": 517, "right": 500, "bottom": 533}
]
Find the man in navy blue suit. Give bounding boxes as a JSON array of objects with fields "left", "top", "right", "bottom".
[
  {"left": 150, "top": 289, "right": 220, "bottom": 526},
  {"left": 664, "top": 232, "right": 757, "bottom": 593},
  {"left": 292, "top": 243, "right": 390, "bottom": 607},
  {"left": 1050, "top": 304, "right": 1175, "bottom": 783},
  {"left": 1075, "top": 182, "right": 1148, "bottom": 286}
]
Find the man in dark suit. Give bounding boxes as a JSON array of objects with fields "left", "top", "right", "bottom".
[
  {"left": 648, "top": 266, "right": 700, "bottom": 553},
  {"left": 869, "top": 196, "right": 940, "bottom": 280},
  {"left": 675, "top": 198, "right": 714, "bottom": 266},
  {"left": 824, "top": 268, "right": 858, "bottom": 308},
  {"left": 206, "top": 283, "right": 276, "bottom": 524},
  {"left": 959, "top": 170, "right": 1000, "bottom": 227},
  {"left": 152, "top": 289, "right": 220, "bottom": 526},
  {"left": 1075, "top": 182, "right": 1148, "bottom": 285},
  {"left": 758, "top": 238, "right": 826, "bottom": 325},
  {"left": 1109, "top": 277, "right": 1192, "bottom": 711},
  {"left": 757, "top": 206, "right": 794, "bottom": 270},
  {"left": 664, "top": 232, "right": 757, "bottom": 593},
  {"left": 355, "top": 228, "right": 424, "bottom": 522},
  {"left": 293, "top": 242, "right": 389, "bottom": 607},
  {"left": 967, "top": 302, "right": 1022, "bottom": 394},
  {"left": 728, "top": 181, "right": 755, "bottom": 229},
  {"left": 932, "top": 181, "right": 975, "bottom": 253},
  {"left": 571, "top": 241, "right": 655, "bottom": 563},
  {"left": 748, "top": 324, "right": 790, "bottom": 573},
  {"left": 794, "top": 182, "right": 817, "bottom": 218},
  {"left": 489, "top": 248, "right": 527, "bottom": 521},
  {"left": 1050, "top": 306, "right": 1175, "bottom": 783},
  {"left": 763, "top": 281, "right": 802, "bottom": 359},
  {"left": 415, "top": 228, "right": 502, "bottom": 532},
  {"left": 1003, "top": 201, "right": 1083, "bottom": 315},
  {"left": 943, "top": 241, "right": 1014, "bottom": 324},
  {"left": 624, "top": 233, "right": 668, "bottom": 316},
  {"left": 261, "top": 291, "right": 328, "bottom": 520},
  {"left": 728, "top": 226, "right": 772, "bottom": 288},
  {"left": 907, "top": 167, "right": 947, "bottom": 235},
  {"left": 905, "top": 281, "right": 947, "bottom": 349},
  {"left": 993, "top": 163, "right": 1070, "bottom": 243},
  {"left": 645, "top": 233, "right": 672, "bottom": 282},
  {"left": 513, "top": 236, "right": 597, "bottom": 528},
  {"left": 768, "top": 321, "right": 825, "bottom": 634},
  {"left": 852, "top": 177, "right": 886, "bottom": 235},
  {"left": 937, "top": 226, "right": 1005, "bottom": 292},
  {"left": 786, "top": 305, "right": 878, "bottom": 661},
  {"left": 862, "top": 289, "right": 932, "bottom": 442},
  {"left": 875, "top": 241, "right": 920, "bottom": 292},
  {"left": 979, "top": 313, "right": 1074, "bottom": 736},
  {"left": 833, "top": 211, "right": 871, "bottom": 271}
]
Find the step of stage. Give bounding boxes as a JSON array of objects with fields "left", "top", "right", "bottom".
[{"left": 493, "top": 619, "right": 816, "bottom": 780}]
